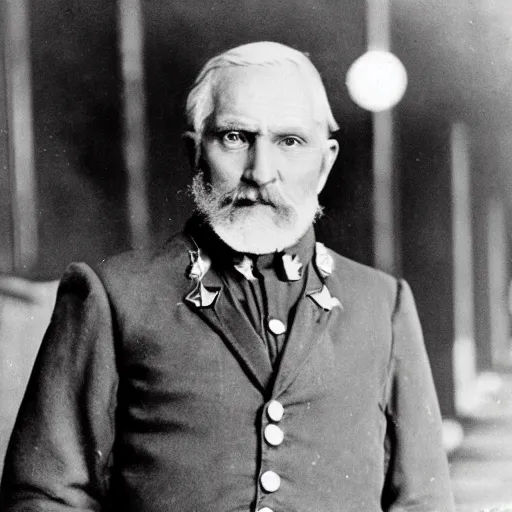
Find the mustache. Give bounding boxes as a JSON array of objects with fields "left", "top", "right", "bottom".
[
  {"left": 219, "top": 184, "right": 282, "bottom": 209},
  {"left": 189, "top": 171, "right": 297, "bottom": 227}
]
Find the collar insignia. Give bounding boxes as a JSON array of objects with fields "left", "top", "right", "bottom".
[
  {"left": 185, "top": 248, "right": 219, "bottom": 308},
  {"left": 308, "top": 285, "right": 342, "bottom": 311},
  {"left": 234, "top": 255, "right": 257, "bottom": 281},
  {"left": 187, "top": 249, "right": 211, "bottom": 281},
  {"left": 281, "top": 253, "right": 303, "bottom": 281},
  {"left": 185, "top": 282, "right": 219, "bottom": 308},
  {"left": 315, "top": 242, "right": 334, "bottom": 278}
]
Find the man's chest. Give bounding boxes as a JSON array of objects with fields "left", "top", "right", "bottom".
[{"left": 111, "top": 294, "right": 391, "bottom": 512}]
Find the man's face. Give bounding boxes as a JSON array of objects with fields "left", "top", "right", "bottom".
[{"left": 191, "top": 63, "right": 339, "bottom": 254}]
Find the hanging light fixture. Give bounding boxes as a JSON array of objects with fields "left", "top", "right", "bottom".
[{"left": 346, "top": 50, "right": 408, "bottom": 112}]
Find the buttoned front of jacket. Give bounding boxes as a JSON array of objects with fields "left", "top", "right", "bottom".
[{"left": 0, "top": 229, "right": 455, "bottom": 512}]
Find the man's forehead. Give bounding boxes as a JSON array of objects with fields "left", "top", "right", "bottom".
[
  {"left": 214, "top": 64, "right": 312, "bottom": 103},
  {"left": 210, "top": 64, "right": 319, "bottom": 129}
]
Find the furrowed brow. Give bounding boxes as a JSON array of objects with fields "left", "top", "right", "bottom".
[
  {"left": 268, "top": 125, "right": 310, "bottom": 139},
  {"left": 212, "top": 117, "right": 261, "bottom": 133}
]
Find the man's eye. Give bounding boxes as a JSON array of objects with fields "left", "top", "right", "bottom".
[
  {"left": 280, "top": 136, "right": 302, "bottom": 148},
  {"left": 221, "top": 131, "right": 248, "bottom": 147}
]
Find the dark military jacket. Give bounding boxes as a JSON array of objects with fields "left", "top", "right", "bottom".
[{"left": 1, "top": 222, "right": 455, "bottom": 511}]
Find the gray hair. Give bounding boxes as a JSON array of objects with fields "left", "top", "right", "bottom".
[{"left": 185, "top": 41, "right": 339, "bottom": 146}]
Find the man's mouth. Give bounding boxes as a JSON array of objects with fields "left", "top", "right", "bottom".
[
  {"left": 234, "top": 198, "right": 256, "bottom": 207},
  {"left": 233, "top": 197, "right": 273, "bottom": 208}
]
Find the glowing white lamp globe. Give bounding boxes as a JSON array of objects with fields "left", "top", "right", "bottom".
[{"left": 346, "top": 50, "right": 408, "bottom": 112}]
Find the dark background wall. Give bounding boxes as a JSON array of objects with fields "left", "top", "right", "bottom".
[{"left": 30, "top": 0, "right": 128, "bottom": 279}]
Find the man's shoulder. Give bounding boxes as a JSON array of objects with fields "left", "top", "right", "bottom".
[
  {"left": 97, "top": 231, "right": 191, "bottom": 276},
  {"left": 323, "top": 244, "right": 398, "bottom": 306},
  {"left": 77, "top": 231, "right": 194, "bottom": 299},
  {"left": 328, "top": 247, "right": 396, "bottom": 285}
]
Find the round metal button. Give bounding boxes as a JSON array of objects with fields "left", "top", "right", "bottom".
[
  {"left": 259, "top": 508, "right": 274, "bottom": 512},
  {"left": 267, "top": 400, "right": 284, "bottom": 422},
  {"left": 260, "top": 470, "right": 281, "bottom": 493},
  {"left": 268, "top": 318, "right": 286, "bottom": 335},
  {"left": 264, "top": 424, "right": 284, "bottom": 446}
]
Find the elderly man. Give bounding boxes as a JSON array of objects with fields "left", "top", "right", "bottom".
[{"left": 1, "top": 42, "right": 455, "bottom": 511}]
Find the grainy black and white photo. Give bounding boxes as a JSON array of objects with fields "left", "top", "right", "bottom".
[{"left": 0, "top": 1, "right": 511, "bottom": 511}]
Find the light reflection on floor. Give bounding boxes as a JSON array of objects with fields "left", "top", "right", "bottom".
[{"left": 449, "top": 373, "right": 512, "bottom": 512}]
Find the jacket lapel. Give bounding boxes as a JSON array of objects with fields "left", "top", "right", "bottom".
[
  {"left": 185, "top": 268, "right": 273, "bottom": 395},
  {"left": 180, "top": 222, "right": 344, "bottom": 397},
  {"left": 272, "top": 264, "right": 343, "bottom": 396}
]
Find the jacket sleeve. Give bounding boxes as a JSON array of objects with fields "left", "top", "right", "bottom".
[
  {"left": 382, "top": 279, "right": 455, "bottom": 512},
  {"left": 0, "top": 263, "right": 118, "bottom": 511}
]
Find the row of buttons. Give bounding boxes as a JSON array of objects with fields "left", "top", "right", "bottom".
[
  {"left": 259, "top": 399, "right": 285, "bottom": 512},
  {"left": 260, "top": 317, "right": 285, "bottom": 512}
]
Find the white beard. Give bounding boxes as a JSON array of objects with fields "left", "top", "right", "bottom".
[
  {"left": 190, "top": 172, "right": 321, "bottom": 254},
  {"left": 212, "top": 202, "right": 318, "bottom": 254}
]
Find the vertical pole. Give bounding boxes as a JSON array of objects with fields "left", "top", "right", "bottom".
[
  {"left": 367, "top": 0, "right": 399, "bottom": 275},
  {"left": 451, "top": 122, "right": 477, "bottom": 413},
  {"left": 118, "top": 0, "right": 150, "bottom": 249},
  {"left": 0, "top": 0, "right": 15, "bottom": 273},
  {"left": 487, "top": 197, "right": 511, "bottom": 367},
  {"left": 5, "top": 0, "right": 38, "bottom": 271},
  {"left": 372, "top": 110, "right": 396, "bottom": 274},
  {"left": 367, "top": 0, "right": 390, "bottom": 51}
]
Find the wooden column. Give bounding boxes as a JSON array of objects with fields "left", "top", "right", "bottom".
[
  {"left": 473, "top": 124, "right": 512, "bottom": 372},
  {"left": 367, "top": 0, "right": 400, "bottom": 275},
  {"left": 0, "top": 0, "right": 14, "bottom": 273},
  {"left": 450, "top": 122, "right": 477, "bottom": 413},
  {"left": 487, "top": 197, "right": 511, "bottom": 368},
  {"left": 118, "top": 0, "right": 150, "bottom": 248},
  {"left": 472, "top": 164, "right": 493, "bottom": 371},
  {"left": 4, "top": 0, "right": 37, "bottom": 271}
]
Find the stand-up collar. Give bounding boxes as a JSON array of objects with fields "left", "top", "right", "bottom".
[{"left": 184, "top": 215, "right": 316, "bottom": 282}]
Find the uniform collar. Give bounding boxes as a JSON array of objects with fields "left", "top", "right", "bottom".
[
  {"left": 184, "top": 215, "right": 316, "bottom": 282},
  {"left": 182, "top": 215, "right": 342, "bottom": 394},
  {"left": 254, "top": 225, "right": 315, "bottom": 275}
]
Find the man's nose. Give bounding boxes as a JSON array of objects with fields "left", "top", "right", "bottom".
[{"left": 243, "top": 138, "right": 277, "bottom": 187}]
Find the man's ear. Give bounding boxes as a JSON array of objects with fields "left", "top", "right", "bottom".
[
  {"left": 316, "top": 138, "right": 339, "bottom": 194},
  {"left": 183, "top": 131, "right": 199, "bottom": 170}
]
